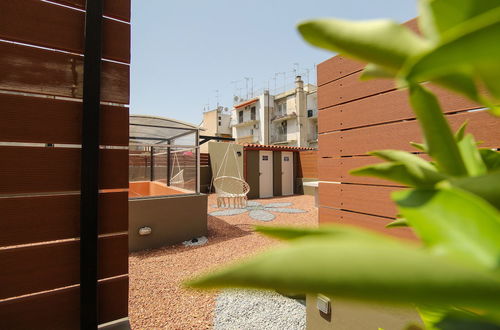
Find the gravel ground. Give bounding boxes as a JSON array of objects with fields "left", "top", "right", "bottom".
[
  {"left": 129, "top": 194, "right": 317, "bottom": 329},
  {"left": 214, "top": 289, "right": 306, "bottom": 330}
]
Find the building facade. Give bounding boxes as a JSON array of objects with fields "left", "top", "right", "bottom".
[
  {"left": 200, "top": 106, "right": 232, "bottom": 152},
  {"left": 231, "top": 76, "right": 318, "bottom": 148}
]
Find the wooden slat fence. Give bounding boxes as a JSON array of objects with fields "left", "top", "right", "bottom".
[
  {"left": 0, "top": 1, "right": 130, "bottom": 328},
  {"left": 297, "top": 150, "right": 318, "bottom": 178},
  {"left": 317, "top": 19, "right": 500, "bottom": 240}
]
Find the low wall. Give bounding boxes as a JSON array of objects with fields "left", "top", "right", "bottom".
[
  {"left": 129, "top": 194, "right": 208, "bottom": 252},
  {"left": 306, "top": 295, "right": 421, "bottom": 330},
  {"left": 200, "top": 165, "right": 212, "bottom": 193},
  {"left": 301, "top": 178, "right": 317, "bottom": 196}
]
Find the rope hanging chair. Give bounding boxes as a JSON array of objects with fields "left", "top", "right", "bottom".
[
  {"left": 170, "top": 150, "right": 184, "bottom": 185},
  {"left": 212, "top": 144, "right": 250, "bottom": 208}
]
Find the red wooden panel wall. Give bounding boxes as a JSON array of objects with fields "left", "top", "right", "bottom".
[
  {"left": 316, "top": 19, "right": 499, "bottom": 241},
  {"left": 298, "top": 150, "right": 318, "bottom": 178},
  {"left": 0, "top": 1, "right": 130, "bottom": 328}
]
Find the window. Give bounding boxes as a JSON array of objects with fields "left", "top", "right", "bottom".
[
  {"left": 218, "top": 116, "right": 221, "bottom": 120},
  {"left": 281, "top": 120, "right": 287, "bottom": 135},
  {"left": 250, "top": 106, "right": 256, "bottom": 120},
  {"left": 262, "top": 155, "right": 269, "bottom": 161},
  {"left": 218, "top": 121, "right": 221, "bottom": 126},
  {"left": 238, "top": 110, "right": 243, "bottom": 123},
  {"left": 307, "top": 109, "right": 313, "bottom": 117},
  {"left": 277, "top": 102, "right": 287, "bottom": 116}
]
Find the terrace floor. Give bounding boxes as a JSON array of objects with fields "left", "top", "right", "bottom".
[{"left": 129, "top": 194, "right": 317, "bottom": 329}]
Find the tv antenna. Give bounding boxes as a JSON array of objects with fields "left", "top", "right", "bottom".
[{"left": 214, "top": 89, "right": 220, "bottom": 107}]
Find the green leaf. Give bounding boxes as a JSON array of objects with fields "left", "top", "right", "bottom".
[
  {"left": 454, "top": 121, "right": 468, "bottom": 141},
  {"left": 457, "top": 134, "right": 488, "bottom": 176},
  {"left": 255, "top": 225, "right": 384, "bottom": 242},
  {"left": 351, "top": 162, "right": 444, "bottom": 188},
  {"left": 394, "top": 188, "right": 500, "bottom": 269},
  {"left": 434, "top": 73, "right": 481, "bottom": 103},
  {"left": 480, "top": 149, "right": 500, "bottom": 171},
  {"left": 418, "top": 0, "right": 500, "bottom": 41},
  {"left": 360, "top": 63, "right": 396, "bottom": 80},
  {"left": 188, "top": 235, "right": 500, "bottom": 310},
  {"left": 410, "top": 142, "right": 427, "bottom": 152},
  {"left": 386, "top": 218, "right": 409, "bottom": 228},
  {"left": 370, "top": 150, "right": 429, "bottom": 166},
  {"left": 408, "top": 84, "right": 467, "bottom": 176},
  {"left": 418, "top": 305, "right": 500, "bottom": 330},
  {"left": 297, "top": 19, "right": 429, "bottom": 71},
  {"left": 405, "top": 8, "right": 500, "bottom": 101},
  {"left": 449, "top": 171, "right": 500, "bottom": 209}
]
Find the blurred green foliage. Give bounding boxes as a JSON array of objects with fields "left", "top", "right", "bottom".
[{"left": 189, "top": 1, "right": 500, "bottom": 328}]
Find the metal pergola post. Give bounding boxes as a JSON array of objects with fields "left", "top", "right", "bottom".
[
  {"left": 167, "top": 140, "right": 171, "bottom": 186},
  {"left": 150, "top": 146, "right": 154, "bottom": 181},
  {"left": 80, "top": 1, "right": 103, "bottom": 328},
  {"left": 196, "top": 131, "right": 200, "bottom": 193}
]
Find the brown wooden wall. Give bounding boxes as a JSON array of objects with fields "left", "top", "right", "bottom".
[
  {"left": 297, "top": 150, "right": 318, "bottom": 178},
  {"left": 316, "top": 19, "right": 499, "bottom": 240},
  {"left": 0, "top": 1, "right": 130, "bottom": 328}
]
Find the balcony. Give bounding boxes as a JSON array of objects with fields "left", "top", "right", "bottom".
[
  {"left": 236, "top": 135, "right": 258, "bottom": 144},
  {"left": 308, "top": 131, "right": 318, "bottom": 143},
  {"left": 271, "top": 112, "right": 297, "bottom": 122},
  {"left": 231, "top": 119, "right": 259, "bottom": 128},
  {"left": 270, "top": 133, "right": 297, "bottom": 145}
]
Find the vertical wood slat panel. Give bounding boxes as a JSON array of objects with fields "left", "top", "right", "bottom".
[
  {"left": 0, "top": 0, "right": 131, "bottom": 326},
  {"left": 319, "top": 207, "right": 417, "bottom": 240},
  {"left": 0, "top": 93, "right": 128, "bottom": 145},
  {"left": 298, "top": 150, "right": 318, "bottom": 178},
  {"left": 0, "top": 146, "right": 128, "bottom": 194},
  {"left": 0, "top": 42, "right": 129, "bottom": 104},
  {"left": 319, "top": 110, "right": 500, "bottom": 157},
  {"left": 318, "top": 71, "right": 395, "bottom": 109},
  {"left": 318, "top": 84, "right": 482, "bottom": 133},
  {"left": 0, "top": 0, "right": 130, "bottom": 63},
  {"left": 319, "top": 183, "right": 401, "bottom": 218},
  {"left": 318, "top": 182, "right": 341, "bottom": 207},
  {"left": 0, "top": 191, "right": 128, "bottom": 247},
  {"left": 317, "top": 56, "right": 363, "bottom": 86},
  {"left": 0, "top": 276, "right": 129, "bottom": 329},
  {"left": 340, "top": 184, "right": 402, "bottom": 218},
  {"left": 0, "top": 234, "right": 128, "bottom": 300},
  {"left": 319, "top": 156, "right": 410, "bottom": 185},
  {"left": 50, "top": 0, "right": 131, "bottom": 22}
]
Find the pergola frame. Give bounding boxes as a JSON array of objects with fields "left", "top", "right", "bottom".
[{"left": 129, "top": 115, "right": 201, "bottom": 195}]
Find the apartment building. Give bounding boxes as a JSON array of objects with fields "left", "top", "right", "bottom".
[
  {"left": 231, "top": 76, "right": 318, "bottom": 148},
  {"left": 200, "top": 106, "right": 232, "bottom": 152}
]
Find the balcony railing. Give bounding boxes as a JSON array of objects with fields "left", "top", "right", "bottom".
[
  {"left": 271, "top": 111, "right": 297, "bottom": 122},
  {"left": 230, "top": 119, "right": 259, "bottom": 128},
  {"left": 270, "top": 133, "right": 288, "bottom": 144},
  {"left": 308, "top": 131, "right": 318, "bottom": 142}
]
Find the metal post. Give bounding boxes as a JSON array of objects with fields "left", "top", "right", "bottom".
[
  {"left": 166, "top": 140, "right": 171, "bottom": 186},
  {"left": 80, "top": 1, "right": 103, "bottom": 329},
  {"left": 196, "top": 131, "right": 200, "bottom": 193},
  {"left": 150, "top": 146, "right": 154, "bottom": 181}
]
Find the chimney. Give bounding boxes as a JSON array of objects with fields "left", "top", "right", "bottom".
[{"left": 295, "top": 75, "right": 304, "bottom": 91}]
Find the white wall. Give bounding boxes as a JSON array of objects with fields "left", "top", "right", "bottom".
[
  {"left": 218, "top": 113, "right": 232, "bottom": 135},
  {"left": 231, "top": 100, "right": 261, "bottom": 142}
]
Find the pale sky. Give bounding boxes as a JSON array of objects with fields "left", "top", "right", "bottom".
[{"left": 130, "top": 0, "right": 417, "bottom": 125}]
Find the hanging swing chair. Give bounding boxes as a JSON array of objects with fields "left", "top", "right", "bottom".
[
  {"left": 212, "top": 144, "right": 250, "bottom": 208},
  {"left": 170, "top": 150, "right": 184, "bottom": 185}
]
